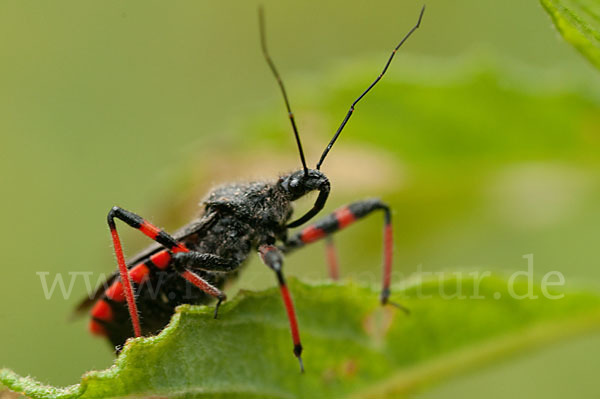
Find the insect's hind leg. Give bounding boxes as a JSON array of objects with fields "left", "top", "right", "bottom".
[
  {"left": 325, "top": 237, "right": 340, "bottom": 280},
  {"left": 281, "top": 198, "right": 406, "bottom": 311},
  {"left": 170, "top": 252, "right": 239, "bottom": 319},
  {"left": 106, "top": 207, "right": 229, "bottom": 337}
]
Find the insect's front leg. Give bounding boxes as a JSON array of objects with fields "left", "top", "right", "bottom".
[
  {"left": 281, "top": 198, "right": 407, "bottom": 312},
  {"left": 258, "top": 244, "right": 304, "bottom": 372}
]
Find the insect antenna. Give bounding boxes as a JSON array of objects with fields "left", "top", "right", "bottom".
[
  {"left": 316, "top": 5, "right": 426, "bottom": 171},
  {"left": 259, "top": 6, "right": 309, "bottom": 176}
]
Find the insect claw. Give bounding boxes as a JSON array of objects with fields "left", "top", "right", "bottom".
[
  {"left": 297, "top": 354, "right": 305, "bottom": 373},
  {"left": 214, "top": 297, "right": 225, "bottom": 319},
  {"left": 388, "top": 300, "right": 411, "bottom": 315}
]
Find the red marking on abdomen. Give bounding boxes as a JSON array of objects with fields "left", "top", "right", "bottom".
[
  {"left": 129, "top": 263, "right": 150, "bottom": 284},
  {"left": 105, "top": 281, "right": 125, "bottom": 302},
  {"left": 139, "top": 221, "right": 160, "bottom": 239},
  {"left": 150, "top": 250, "right": 172, "bottom": 269},
  {"left": 89, "top": 320, "right": 106, "bottom": 336},
  {"left": 300, "top": 226, "right": 326, "bottom": 243},
  {"left": 334, "top": 206, "right": 356, "bottom": 229},
  {"left": 91, "top": 299, "right": 113, "bottom": 322}
]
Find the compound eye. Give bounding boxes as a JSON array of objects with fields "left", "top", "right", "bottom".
[{"left": 282, "top": 174, "right": 307, "bottom": 199}]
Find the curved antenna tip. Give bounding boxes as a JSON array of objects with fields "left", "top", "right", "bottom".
[
  {"left": 418, "top": 5, "right": 426, "bottom": 26},
  {"left": 259, "top": 5, "right": 310, "bottom": 174},
  {"left": 315, "top": 5, "right": 425, "bottom": 171}
]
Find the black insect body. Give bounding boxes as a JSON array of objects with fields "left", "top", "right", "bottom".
[{"left": 79, "top": 6, "right": 425, "bottom": 372}]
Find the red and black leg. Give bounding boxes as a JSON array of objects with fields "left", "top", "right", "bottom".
[
  {"left": 282, "top": 198, "right": 406, "bottom": 311},
  {"left": 106, "top": 206, "right": 230, "bottom": 337},
  {"left": 258, "top": 244, "right": 304, "bottom": 373}
]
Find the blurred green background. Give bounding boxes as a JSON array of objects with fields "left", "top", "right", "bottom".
[{"left": 1, "top": 0, "right": 600, "bottom": 397}]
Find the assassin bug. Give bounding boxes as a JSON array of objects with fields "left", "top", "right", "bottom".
[{"left": 76, "top": 6, "right": 425, "bottom": 372}]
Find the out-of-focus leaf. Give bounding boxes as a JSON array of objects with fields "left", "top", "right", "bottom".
[{"left": 541, "top": 0, "right": 600, "bottom": 69}]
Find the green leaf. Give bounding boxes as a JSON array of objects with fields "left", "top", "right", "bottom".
[
  {"left": 540, "top": 0, "right": 600, "bottom": 69},
  {"left": 2, "top": 276, "right": 600, "bottom": 398}
]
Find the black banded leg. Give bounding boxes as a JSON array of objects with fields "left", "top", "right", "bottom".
[
  {"left": 108, "top": 206, "right": 188, "bottom": 253},
  {"left": 107, "top": 206, "right": 188, "bottom": 338},
  {"left": 107, "top": 206, "right": 227, "bottom": 336},
  {"left": 258, "top": 244, "right": 304, "bottom": 373},
  {"left": 281, "top": 198, "right": 407, "bottom": 312}
]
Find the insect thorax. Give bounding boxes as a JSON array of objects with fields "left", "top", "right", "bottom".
[{"left": 203, "top": 180, "right": 293, "bottom": 235}]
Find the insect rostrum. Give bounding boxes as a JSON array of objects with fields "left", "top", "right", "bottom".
[{"left": 78, "top": 6, "right": 425, "bottom": 373}]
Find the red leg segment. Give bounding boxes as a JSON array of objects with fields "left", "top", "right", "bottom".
[
  {"left": 180, "top": 269, "right": 227, "bottom": 319},
  {"left": 105, "top": 206, "right": 228, "bottom": 337},
  {"left": 108, "top": 226, "right": 143, "bottom": 337},
  {"left": 258, "top": 244, "right": 304, "bottom": 372},
  {"left": 325, "top": 237, "right": 340, "bottom": 281}
]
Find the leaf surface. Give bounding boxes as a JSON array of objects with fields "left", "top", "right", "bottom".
[{"left": 2, "top": 276, "right": 600, "bottom": 398}]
